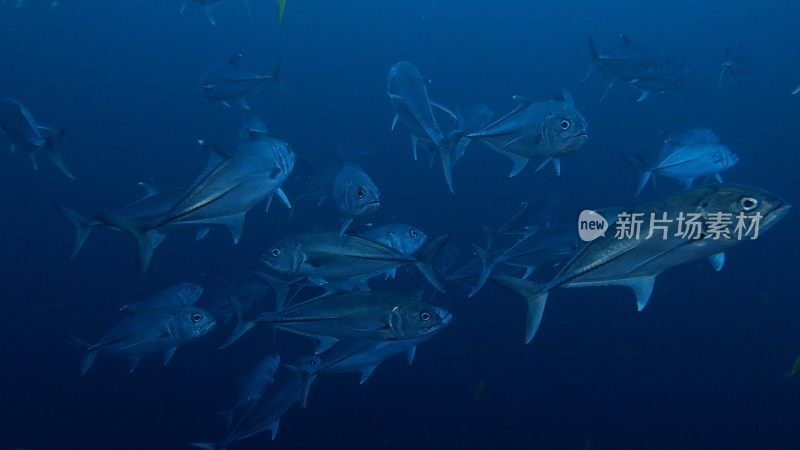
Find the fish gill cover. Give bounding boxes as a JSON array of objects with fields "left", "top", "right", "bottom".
[{"left": 0, "top": 1, "right": 799, "bottom": 450}]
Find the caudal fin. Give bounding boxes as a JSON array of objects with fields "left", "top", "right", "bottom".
[
  {"left": 93, "top": 215, "right": 163, "bottom": 275},
  {"left": 619, "top": 154, "right": 653, "bottom": 197},
  {"left": 250, "top": 271, "right": 293, "bottom": 311},
  {"left": 468, "top": 244, "right": 495, "bottom": 297},
  {"left": 219, "top": 292, "right": 257, "bottom": 349},
  {"left": 270, "top": 58, "right": 284, "bottom": 91},
  {"left": 490, "top": 276, "right": 549, "bottom": 344},
  {"left": 276, "top": 0, "right": 286, "bottom": 24},
  {"left": 67, "top": 335, "right": 98, "bottom": 376},
  {"left": 55, "top": 205, "right": 94, "bottom": 259},
  {"left": 415, "top": 235, "right": 449, "bottom": 293},
  {"left": 44, "top": 128, "right": 75, "bottom": 180},
  {"left": 583, "top": 37, "right": 599, "bottom": 81},
  {"left": 439, "top": 130, "right": 465, "bottom": 194}
]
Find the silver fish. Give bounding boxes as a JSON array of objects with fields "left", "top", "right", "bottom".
[
  {"left": 219, "top": 354, "right": 282, "bottom": 430},
  {"left": 354, "top": 223, "right": 428, "bottom": 280},
  {"left": 627, "top": 128, "right": 738, "bottom": 196},
  {"left": 0, "top": 98, "right": 74, "bottom": 179},
  {"left": 119, "top": 282, "right": 204, "bottom": 313},
  {"left": 492, "top": 183, "right": 790, "bottom": 343},
  {"left": 465, "top": 92, "right": 588, "bottom": 176},
  {"left": 240, "top": 291, "right": 451, "bottom": 353},
  {"left": 96, "top": 138, "right": 294, "bottom": 273},
  {"left": 387, "top": 61, "right": 465, "bottom": 192},
  {"left": 262, "top": 231, "right": 448, "bottom": 292},
  {"left": 719, "top": 43, "right": 748, "bottom": 88},
  {"left": 332, "top": 163, "right": 380, "bottom": 235},
  {"left": 70, "top": 298, "right": 216, "bottom": 375},
  {"left": 192, "top": 359, "right": 315, "bottom": 448},
  {"left": 465, "top": 224, "right": 580, "bottom": 296},
  {"left": 200, "top": 55, "right": 281, "bottom": 109},
  {"left": 357, "top": 224, "right": 428, "bottom": 256},
  {"left": 56, "top": 182, "right": 185, "bottom": 259},
  {"left": 293, "top": 338, "right": 428, "bottom": 407},
  {"left": 587, "top": 35, "right": 688, "bottom": 102}
]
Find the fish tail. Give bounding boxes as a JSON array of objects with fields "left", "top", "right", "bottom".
[
  {"left": 44, "top": 127, "right": 75, "bottom": 180},
  {"left": 583, "top": 37, "right": 599, "bottom": 81},
  {"left": 634, "top": 170, "right": 652, "bottom": 197},
  {"left": 439, "top": 130, "right": 467, "bottom": 194},
  {"left": 414, "top": 234, "right": 450, "bottom": 293},
  {"left": 490, "top": 276, "right": 549, "bottom": 344},
  {"left": 276, "top": 0, "right": 286, "bottom": 24},
  {"left": 54, "top": 204, "right": 94, "bottom": 259},
  {"left": 67, "top": 334, "right": 97, "bottom": 376},
  {"left": 468, "top": 243, "right": 496, "bottom": 298},
  {"left": 270, "top": 58, "right": 284, "bottom": 91},
  {"left": 250, "top": 271, "right": 291, "bottom": 311},
  {"left": 203, "top": 4, "right": 217, "bottom": 26},
  {"left": 92, "top": 215, "right": 162, "bottom": 275},
  {"left": 218, "top": 291, "right": 258, "bottom": 349},
  {"left": 619, "top": 153, "right": 652, "bottom": 197},
  {"left": 588, "top": 36, "right": 599, "bottom": 62}
]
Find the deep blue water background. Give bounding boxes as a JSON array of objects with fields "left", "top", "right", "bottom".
[{"left": 1, "top": 1, "right": 799, "bottom": 449}]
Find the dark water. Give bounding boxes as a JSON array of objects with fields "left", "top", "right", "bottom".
[{"left": 1, "top": 1, "right": 799, "bottom": 449}]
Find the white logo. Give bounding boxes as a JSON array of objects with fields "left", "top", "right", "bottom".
[{"left": 578, "top": 210, "right": 608, "bottom": 241}]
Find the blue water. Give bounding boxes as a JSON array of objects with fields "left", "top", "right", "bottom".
[{"left": 2, "top": 1, "right": 799, "bottom": 449}]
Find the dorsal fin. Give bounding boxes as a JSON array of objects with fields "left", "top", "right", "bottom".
[
  {"left": 560, "top": 90, "right": 575, "bottom": 106},
  {"left": 512, "top": 95, "right": 533, "bottom": 106},
  {"left": 186, "top": 140, "right": 229, "bottom": 192}
]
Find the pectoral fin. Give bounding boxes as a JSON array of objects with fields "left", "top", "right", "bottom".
[
  {"left": 163, "top": 347, "right": 177, "bottom": 365},
  {"left": 276, "top": 188, "right": 291, "bottom": 209},
  {"left": 708, "top": 252, "right": 725, "bottom": 271},
  {"left": 407, "top": 346, "right": 417, "bottom": 364},
  {"left": 314, "top": 336, "right": 337, "bottom": 354},
  {"left": 203, "top": 4, "right": 217, "bottom": 25},
  {"left": 195, "top": 227, "right": 210, "bottom": 241},
  {"left": 506, "top": 154, "right": 529, "bottom": 177},
  {"left": 128, "top": 357, "right": 141, "bottom": 373},
  {"left": 219, "top": 214, "right": 246, "bottom": 244},
  {"left": 359, "top": 365, "right": 377, "bottom": 384},
  {"left": 619, "top": 276, "right": 656, "bottom": 311}
]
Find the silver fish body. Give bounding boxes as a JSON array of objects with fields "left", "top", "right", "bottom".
[
  {"left": 466, "top": 94, "right": 588, "bottom": 176},
  {"left": 493, "top": 183, "right": 790, "bottom": 343}
]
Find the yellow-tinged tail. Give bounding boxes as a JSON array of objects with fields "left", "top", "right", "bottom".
[{"left": 277, "top": 0, "right": 286, "bottom": 24}]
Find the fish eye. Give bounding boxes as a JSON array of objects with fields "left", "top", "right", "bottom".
[
  {"left": 191, "top": 312, "right": 203, "bottom": 323},
  {"left": 356, "top": 186, "right": 366, "bottom": 199},
  {"left": 559, "top": 119, "right": 571, "bottom": 130},
  {"left": 409, "top": 228, "right": 418, "bottom": 238},
  {"left": 270, "top": 248, "right": 281, "bottom": 257},
  {"left": 419, "top": 311, "right": 431, "bottom": 322},
  {"left": 739, "top": 197, "right": 759, "bottom": 212}
]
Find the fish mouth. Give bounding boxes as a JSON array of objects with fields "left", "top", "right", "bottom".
[
  {"left": 198, "top": 320, "right": 217, "bottom": 335},
  {"left": 362, "top": 201, "right": 381, "bottom": 212},
  {"left": 440, "top": 311, "right": 453, "bottom": 326},
  {"left": 763, "top": 202, "right": 792, "bottom": 230}
]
